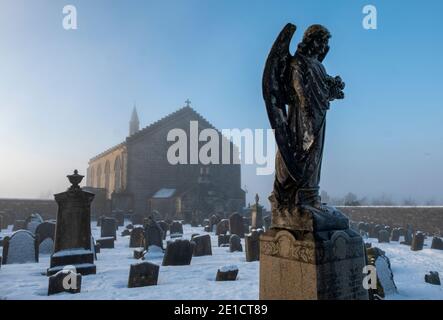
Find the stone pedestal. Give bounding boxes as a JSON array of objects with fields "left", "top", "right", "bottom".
[
  {"left": 47, "top": 171, "right": 96, "bottom": 276},
  {"left": 259, "top": 216, "right": 369, "bottom": 300}
]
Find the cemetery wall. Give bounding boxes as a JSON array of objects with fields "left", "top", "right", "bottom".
[
  {"left": 339, "top": 206, "right": 443, "bottom": 235},
  {"left": 0, "top": 198, "right": 57, "bottom": 224}
]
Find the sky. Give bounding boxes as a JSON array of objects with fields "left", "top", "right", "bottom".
[{"left": 0, "top": 0, "right": 442, "bottom": 206}]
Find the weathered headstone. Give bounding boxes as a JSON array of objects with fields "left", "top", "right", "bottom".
[
  {"left": 162, "top": 239, "right": 194, "bottom": 266},
  {"left": 129, "top": 227, "right": 145, "bottom": 248},
  {"left": 390, "top": 228, "right": 400, "bottom": 242},
  {"left": 378, "top": 230, "right": 390, "bottom": 243},
  {"left": 411, "top": 232, "right": 425, "bottom": 251},
  {"left": 25, "top": 213, "right": 43, "bottom": 234},
  {"left": 216, "top": 265, "right": 238, "bottom": 281},
  {"left": 144, "top": 218, "right": 164, "bottom": 249},
  {"left": 96, "top": 215, "right": 105, "bottom": 227},
  {"left": 192, "top": 234, "right": 212, "bottom": 256},
  {"left": 218, "top": 234, "right": 230, "bottom": 247},
  {"left": 209, "top": 215, "right": 221, "bottom": 232},
  {"left": 35, "top": 221, "right": 56, "bottom": 245},
  {"left": 245, "top": 231, "right": 260, "bottom": 262},
  {"left": 229, "top": 213, "right": 245, "bottom": 238},
  {"left": 2, "top": 230, "right": 39, "bottom": 264},
  {"left": 425, "top": 271, "right": 441, "bottom": 285},
  {"left": 216, "top": 219, "right": 230, "bottom": 236},
  {"left": 48, "top": 268, "right": 82, "bottom": 295},
  {"left": 251, "top": 194, "right": 264, "bottom": 229},
  {"left": 170, "top": 221, "right": 183, "bottom": 235},
  {"left": 366, "top": 247, "right": 397, "bottom": 298},
  {"left": 39, "top": 238, "right": 54, "bottom": 255},
  {"left": 431, "top": 237, "right": 443, "bottom": 250},
  {"left": 101, "top": 217, "right": 117, "bottom": 240},
  {"left": 96, "top": 237, "right": 114, "bottom": 249},
  {"left": 48, "top": 171, "right": 96, "bottom": 276},
  {"left": 158, "top": 221, "right": 169, "bottom": 240},
  {"left": 128, "top": 262, "right": 159, "bottom": 288},
  {"left": 229, "top": 234, "right": 242, "bottom": 252}
]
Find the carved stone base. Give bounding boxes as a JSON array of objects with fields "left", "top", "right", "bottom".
[
  {"left": 47, "top": 249, "right": 96, "bottom": 276},
  {"left": 259, "top": 228, "right": 369, "bottom": 300}
]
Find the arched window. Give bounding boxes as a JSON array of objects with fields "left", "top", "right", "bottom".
[
  {"left": 96, "top": 164, "right": 102, "bottom": 188},
  {"left": 104, "top": 160, "right": 111, "bottom": 194},
  {"left": 114, "top": 156, "right": 122, "bottom": 193}
]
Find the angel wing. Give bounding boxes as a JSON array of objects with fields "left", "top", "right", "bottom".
[{"left": 262, "top": 23, "right": 303, "bottom": 181}]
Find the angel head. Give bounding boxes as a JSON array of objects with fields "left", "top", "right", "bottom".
[{"left": 297, "top": 24, "right": 331, "bottom": 61}]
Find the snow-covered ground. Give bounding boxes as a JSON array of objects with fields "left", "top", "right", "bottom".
[{"left": 0, "top": 222, "right": 442, "bottom": 300}]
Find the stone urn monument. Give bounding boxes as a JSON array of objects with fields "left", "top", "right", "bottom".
[
  {"left": 260, "top": 23, "right": 368, "bottom": 300},
  {"left": 47, "top": 170, "right": 96, "bottom": 276}
]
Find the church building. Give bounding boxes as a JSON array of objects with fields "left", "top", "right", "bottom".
[{"left": 86, "top": 102, "right": 245, "bottom": 220}]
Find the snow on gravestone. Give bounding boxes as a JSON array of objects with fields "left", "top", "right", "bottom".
[
  {"left": 375, "top": 255, "right": 397, "bottom": 296},
  {"left": 3, "top": 230, "right": 38, "bottom": 264}
]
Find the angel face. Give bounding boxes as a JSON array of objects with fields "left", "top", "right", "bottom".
[{"left": 313, "top": 37, "right": 329, "bottom": 59}]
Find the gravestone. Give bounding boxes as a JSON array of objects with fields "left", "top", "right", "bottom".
[
  {"left": 425, "top": 271, "right": 441, "bottom": 285},
  {"left": 162, "top": 239, "right": 194, "bottom": 266},
  {"left": 39, "top": 238, "right": 54, "bottom": 255},
  {"left": 229, "top": 234, "right": 242, "bottom": 252},
  {"left": 216, "top": 265, "right": 239, "bottom": 281},
  {"left": 378, "top": 230, "right": 390, "bottom": 243},
  {"left": 47, "top": 171, "right": 96, "bottom": 276},
  {"left": 245, "top": 231, "right": 260, "bottom": 262},
  {"left": 401, "top": 225, "right": 414, "bottom": 245},
  {"left": 411, "top": 232, "right": 425, "bottom": 251},
  {"left": 114, "top": 211, "right": 125, "bottom": 226},
  {"left": 216, "top": 219, "right": 230, "bottom": 236},
  {"left": 366, "top": 247, "right": 397, "bottom": 298},
  {"left": 390, "top": 228, "right": 400, "bottom": 242},
  {"left": 431, "top": 237, "right": 443, "bottom": 250},
  {"left": 218, "top": 234, "right": 230, "bottom": 247},
  {"left": 25, "top": 213, "right": 43, "bottom": 234},
  {"left": 48, "top": 268, "right": 82, "bottom": 295},
  {"left": 130, "top": 227, "right": 145, "bottom": 248},
  {"left": 209, "top": 215, "right": 221, "bottom": 232},
  {"left": 158, "top": 221, "right": 169, "bottom": 240},
  {"left": 35, "top": 221, "right": 56, "bottom": 246},
  {"left": 229, "top": 213, "right": 245, "bottom": 238},
  {"left": 12, "top": 220, "right": 26, "bottom": 231},
  {"left": 192, "top": 234, "right": 212, "bottom": 256},
  {"left": 96, "top": 237, "right": 114, "bottom": 249},
  {"left": 2, "top": 230, "right": 39, "bottom": 264},
  {"left": 96, "top": 215, "right": 105, "bottom": 227},
  {"left": 251, "top": 194, "right": 264, "bottom": 229},
  {"left": 144, "top": 218, "right": 164, "bottom": 249},
  {"left": 131, "top": 214, "right": 144, "bottom": 226},
  {"left": 133, "top": 248, "right": 146, "bottom": 260},
  {"left": 101, "top": 217, "right": 117, "bottom": 240},
  {"left": 170, "top": 221, "right": 183, "bottom": 235},
  {"left": 128, "top": 262, "right": 159, "bottom": 288}
]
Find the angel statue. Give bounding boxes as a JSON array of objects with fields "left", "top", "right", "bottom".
[{"left": 263, "top": 23, "right": 349, "bottom": 232}]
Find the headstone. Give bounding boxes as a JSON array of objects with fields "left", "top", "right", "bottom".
[
  {"left": 39, "top": 238, "right": 54, "bottom": 255},
  {"left": 401, "top": 225, "right": 414, "bottom": 245},
  {"left": 144, "top": 218, "right": 164, "bottom": 249},
  {"left": 229, "top": 213, "right": 245, "bottom": 238},
  {"left": 96, "top": 237, "right": 114, "bottom": 249},
  {"left": 101, "top": 217, "right": 117, "bottom": 240},
  {"left": 158, "top": 221, "right": 169, "bottom": 240},
  {"left": 390, "top": 228, "right": 400, "bottom": 242},
  {"left": 12, "top": 220, "right": 26, "bottom": 231},
  {"left": 114, "top": 211, "right": 125, "bottom": 226},
  {"left": 25, "top": 213, "right": 43, "bottom": 234},
  {"left": 245, "top": 231, "right": 260, "bottom": 262},
  {"left": 47, "top": 170, "right": 96, "bottom": 276},
  {"left": 411, "top": 232, "right": 425, "bottom": 251},
  {"left": 192, "top": 234, "right": 212, "bottom": 256},
  {"left": 431, "top": 237, "right": 443, "bottom": 250},
  {"left": 2, "top": 230, "right": 39, "bottom": 264},
  {"left": 35, "top": 221, "right": 56, "bottom": 246},
  {"left": 170, "top": 221, "right": 183, "bottom": 235},
  {"left": 366, "top": 247, "right": 397, "bottom": 298},
  {"left": 133, "top": 248, "right": 146, "bottom": 260},
  {"left": 216, "top": 219, "right": 230, "bottom": 236},
  {"left": 229, "top": 234, "right": 243, "bottom": 252},
  {"left": 96, "top": 215, "right": 104, "bottom": 227},
  {"left": 129, "top": 227, "right": 145, "bottom": 248},
  {"left": 209, "top": 215, "right": 221, "bottom": 232},
  {"left": 216, "top": 265, "right": 238, "bottom": 281},
  {"left": 128, "top": 262, "right": 159, "bottom": 288},
  {"left": 131, "top": 214, "right": 144, "bottom": 226},
  {"left": 218, "top": 234, "right": 230, "bottom": 247},
  {"left": 162, "top": 239, "right": 194, "bottom": 266},
  {"left": 48, "top": 268, "right": 82, "bottom": 295},
  {"left": 378, "top": 230, "right": 390, "bottom": 243},
  {"left": 251, "top": 194, "right": 263, "bottom": 229},
  {"left": 424, "top": 271, "right": 441, "bottom": 285}
]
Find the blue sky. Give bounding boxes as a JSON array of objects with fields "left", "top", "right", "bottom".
[{"left": 0, "top": 0, "right": 442, "bottom": 206}]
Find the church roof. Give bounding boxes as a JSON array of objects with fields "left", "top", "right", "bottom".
[{"left": 89, "top": 106, "right": 217, "bottom": 163}]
